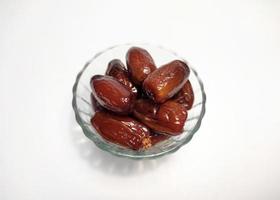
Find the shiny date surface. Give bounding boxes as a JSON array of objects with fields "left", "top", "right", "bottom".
[
  {"left": 126, "top": 47, "right": 156, "bottom": 85},
  {"left": 143, "top": 60, "right": 190, "bottom": 103},
  {"left": 106, "top": 59, "right": 138, "bottom": 98},
  {"left": 133, "top": 99, "right": 188, "bottom": 135},
  {"left": 91, "top": 111, "right": 152, "bottom": 150},
  {"left": 90, "top": 75, "right": 134, "bottom": 114},
  {"left": 173, "top": 80, "right": 194, "bottom": 110}
]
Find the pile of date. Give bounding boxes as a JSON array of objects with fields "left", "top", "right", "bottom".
[{"left": 90, "top": 47, "right": 194, "bottom": 151}]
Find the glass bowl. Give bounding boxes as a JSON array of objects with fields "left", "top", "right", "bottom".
[{"left": 72, "top": 44, "right": 206, "bottom": 159}]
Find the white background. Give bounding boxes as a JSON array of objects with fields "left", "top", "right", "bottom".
[{"left": 1, "top": 0, "right": 280, "bottom": 199}]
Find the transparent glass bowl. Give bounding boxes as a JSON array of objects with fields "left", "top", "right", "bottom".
[{"left": 72, "top": 44, "right": 206, "bottom": 159}]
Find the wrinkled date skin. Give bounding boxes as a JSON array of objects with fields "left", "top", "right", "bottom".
[
  {"left": 173, "top": 80, "right": 194, "bottom": 110},
  {"left": 126, "top": 47, "right": 157, "bottom": 85},
  {"left": 106, "top": 59, "right": 138, "bottom": 98},
  {"left": 133, "top": 99, "right": 188, "bottom": 135},
  {"left": 156, "top": 101, "right": 188, "bottom": 134},
  {"left": 143, "top": 60, "right": 190, "bottom": 103},
  {"left": 90, "top": 75, "right": 134, "bottom": 114},
  {"left": 91, "top": 111, "right": 152, "bottom": 150}
]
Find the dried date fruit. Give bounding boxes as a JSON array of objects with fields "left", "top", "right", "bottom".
[
  {"left": 143, "top": 60, "right": 190, "bottom": 103},
  {"left": 133, "top": 99, "right": 188, "bottom": 135},
  {"left": 132, "top": 99, "right": 159, "bottom": 118},
  {"left": 90, "top": 75, "right": 134, "bottom": 114},
  {"left": 106, "top": 59, "right": 138, "bottom": 98},
  {"left": 156, "top": 101, "right": 188, "bottom": 134},
  {"left": 126, "top": 47, "right": 156, "bottom": 85},
  {"left": 173, "top": 80, "right": 194, "bottom": 110},
  {"left": 91, "top": 111, "right": 152, "bottom": 150}
]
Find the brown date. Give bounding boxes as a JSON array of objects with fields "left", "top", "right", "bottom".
[
  {"left": 173, "top": 80, "right": 194, "bottom": 110},
  {"left": 90, "top": 75, "right": 134, "bottom": 114},
  {"left": 156, "top": 101, "right": 188, "bottom": 134},
  {"left": 132, "top": 99, "right": 159, "bottom": 118},
  {"left": 133, "top": 99, "right": 188, "bottom": 135},
  {"left": 126, "top": 47, "right": 156, "bottom": 85},
  {"left": 91, "top": 111, "right": 152, "bottom": 150},
  {"left": 106, "top": 59, "right": 138, "bottom": 98},
  {"left": 143, "top": 60, "right": 190, "bottom": 103}
]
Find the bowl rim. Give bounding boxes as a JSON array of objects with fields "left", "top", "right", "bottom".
[{"left": 72, "top": 43, "right": 206, "bottom": 159}]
